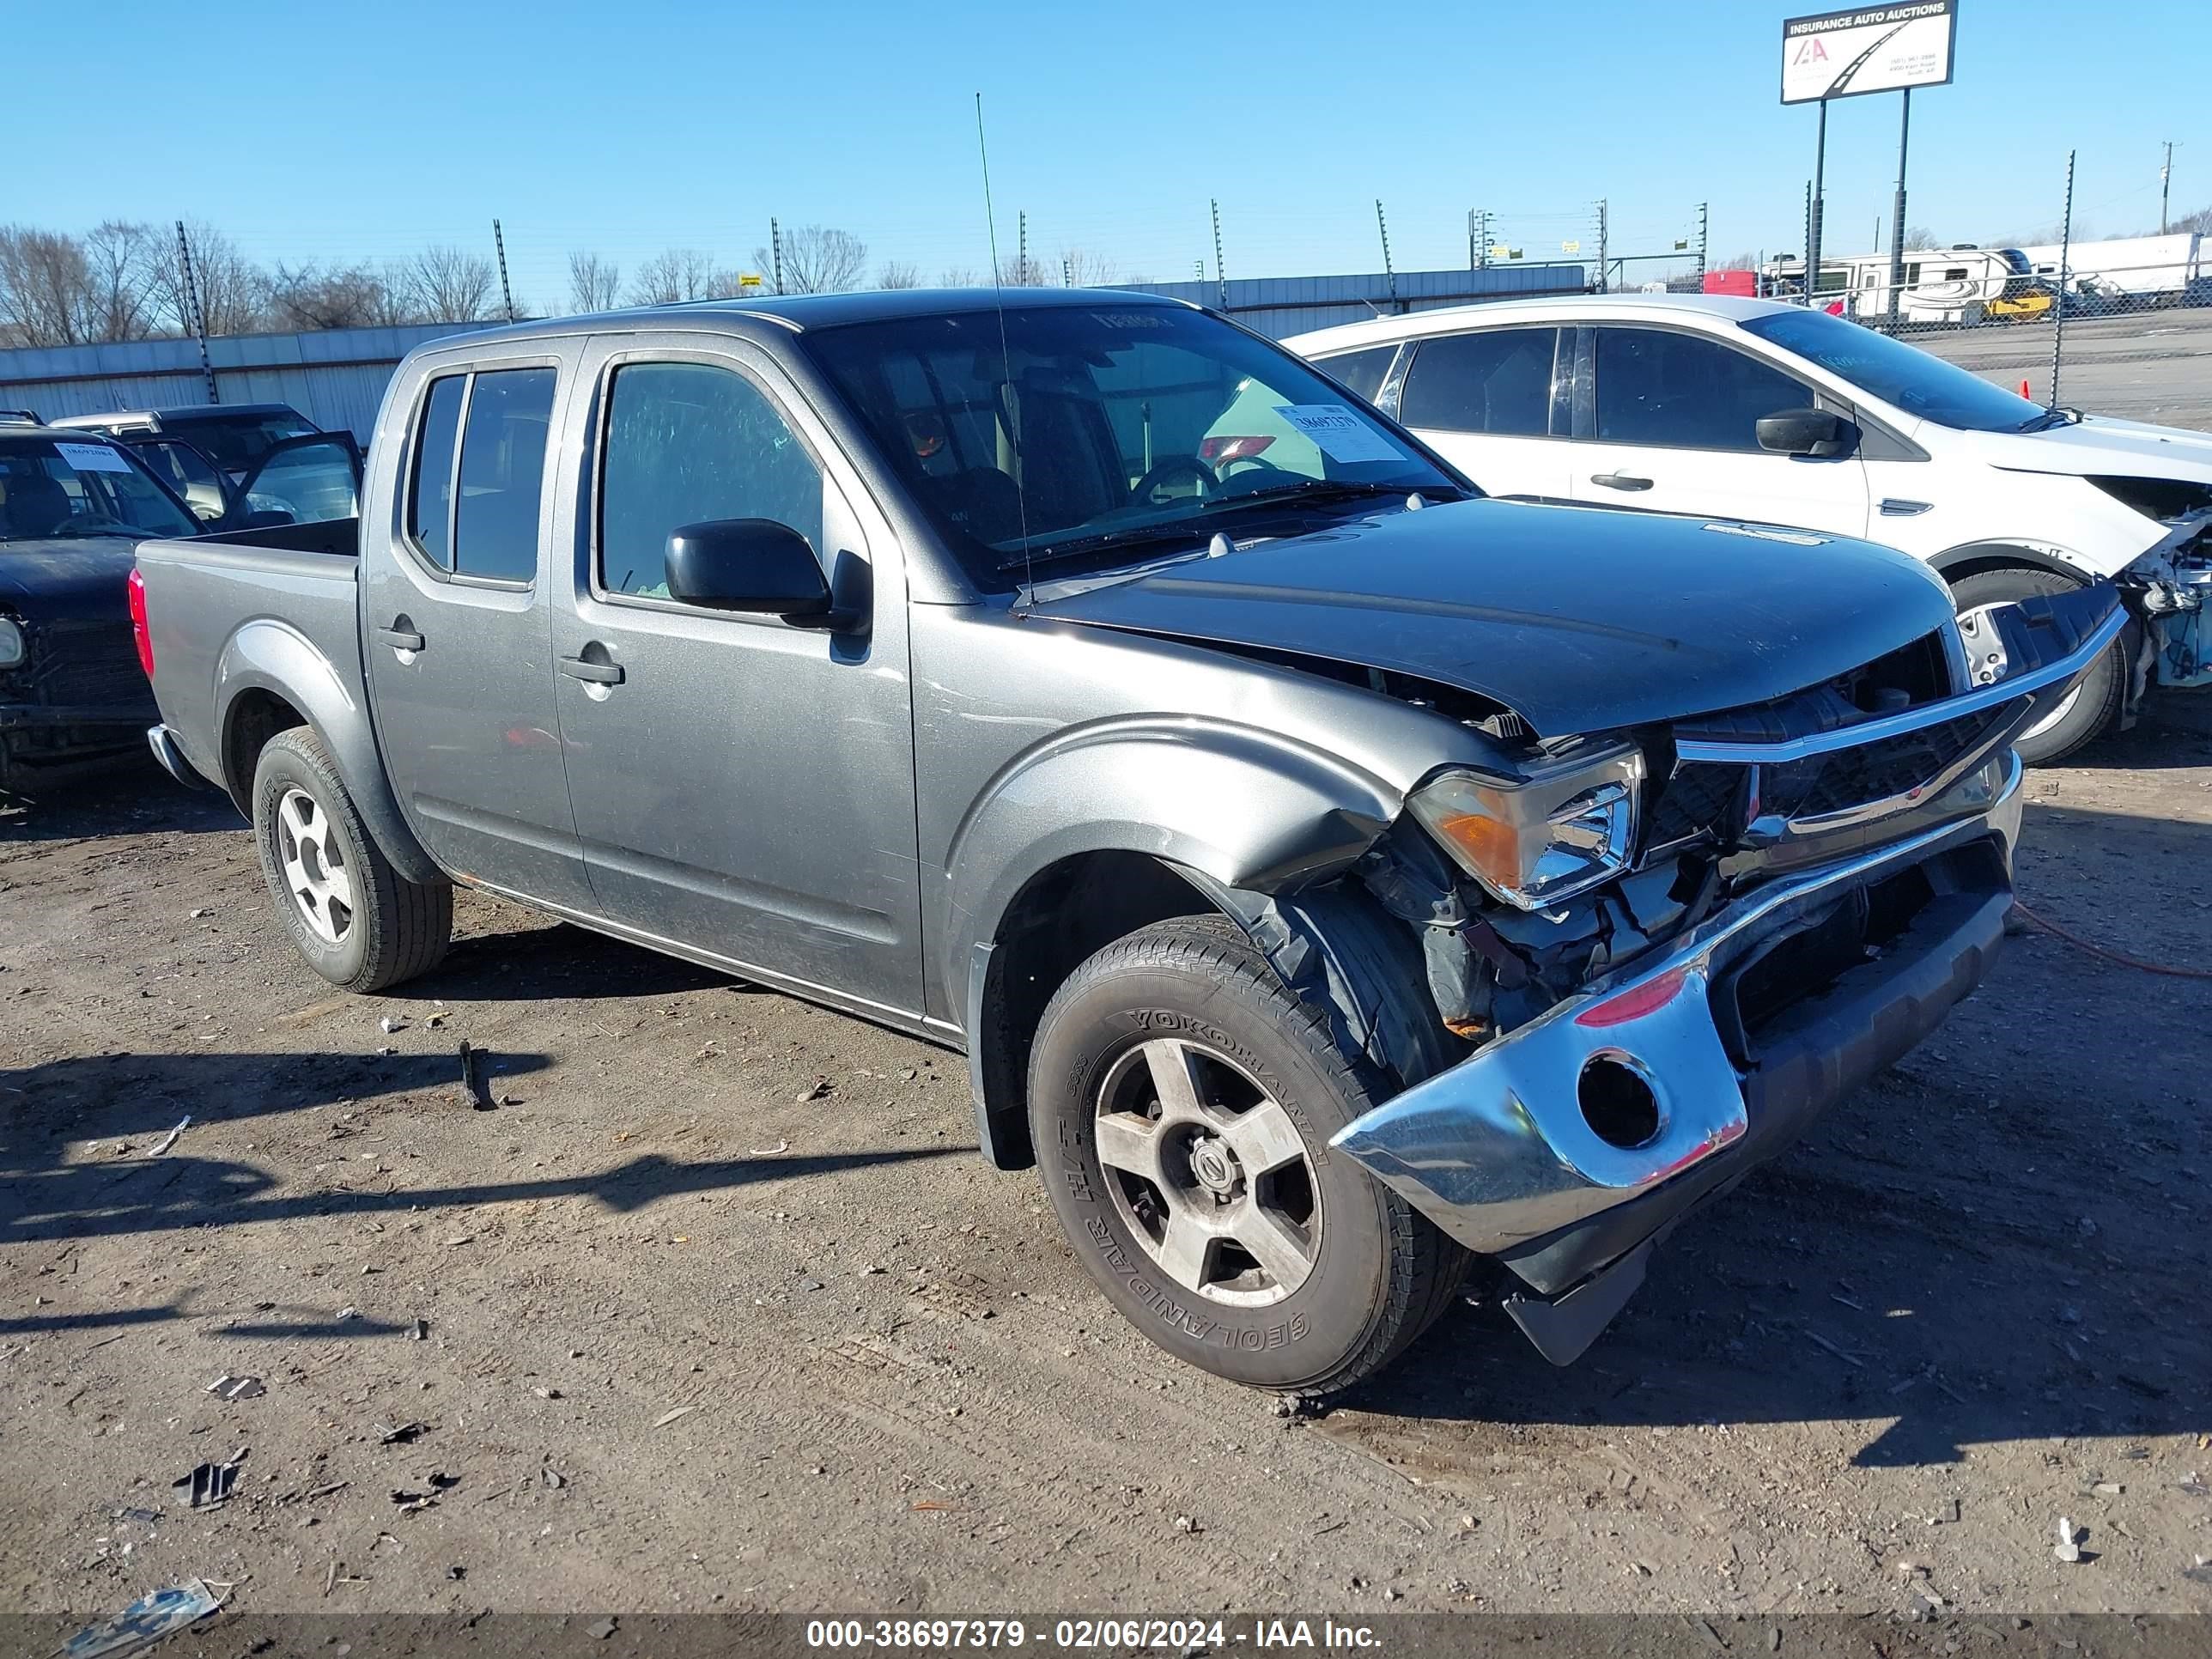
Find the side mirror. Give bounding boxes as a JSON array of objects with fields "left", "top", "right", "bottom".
[
  {"left": 1755, "top": 407, "right": 1856, "bottom": 459},
  {"left": 665, "top": 519, "right": 836, "bottom": 621}
]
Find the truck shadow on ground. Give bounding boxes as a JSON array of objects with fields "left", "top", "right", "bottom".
[
  {"left": 1347, "top": 792, "right": 2212, "bottom": 1468},
  {"left": 411, "top": 922, "right": 733, "bottom": 1002},
  {"left": 2, "top": 1048, "right": 957, "bottom": 1260}
]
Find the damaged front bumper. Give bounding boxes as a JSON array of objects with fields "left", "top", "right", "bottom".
[{"left": 1331, "top": 589, "right": 2125, "bottom": 1365}]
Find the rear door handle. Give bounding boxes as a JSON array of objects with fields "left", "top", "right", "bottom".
[
  {"left": 1590, "top": 472, "right": 1654, "bottom": 492},
  {"left": 375, "top": 625, "right": 425, "bottom": 651},
  {"left": 557, "top": 655, "right": 624, "bottom": 686}
]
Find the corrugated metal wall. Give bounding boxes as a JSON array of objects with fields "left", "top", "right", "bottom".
[
  {"left": 0, "top": 264, "right": 1589, "bottom": 437},
  {"left": 0, "top": 321, "right": 489, "bottom": 441},
  {"left": 1116, "top": 264, "right": 1589, "bottom": 338}
]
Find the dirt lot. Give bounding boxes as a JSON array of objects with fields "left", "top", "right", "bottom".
[{"left": 4, "top": 724, "right": 2210, "bottom": 1629}]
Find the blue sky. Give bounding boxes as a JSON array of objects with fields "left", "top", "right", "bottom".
[{"left": 9, "top": 0, "right": 2205, "bottom": 307}]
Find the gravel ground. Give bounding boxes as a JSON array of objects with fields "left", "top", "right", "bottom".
[{"left": 4, "top": 721, "right": 2210, "bottom": 1626}]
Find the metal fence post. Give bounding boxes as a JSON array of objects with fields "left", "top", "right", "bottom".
[
  {"left": 770, "top": 218, "right": 783, "bottom": 295},
  {"left": 492, "top": 219, "right": 516, "bottom": 323},
  {"left": 2049, "top": 149, "right": 2075, "bottom": 410},
  {"left": 174, "top": 220, "right": 217, "bottom": 406},
  {"left": 1376, "top": 201, "right": 1398, "bottom": 307},
  {"left": 1887, "top": 88, "right": 1911, "bottom": 330},
  {"left": 1210, "top": 199, "right": 1228, "bottom": 309}
]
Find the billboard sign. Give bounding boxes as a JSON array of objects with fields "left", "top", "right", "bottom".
[{"left": 1782, "top": 1, "right": 1955, "bottom": 104}]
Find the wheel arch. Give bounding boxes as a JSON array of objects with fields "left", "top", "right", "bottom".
[
  {"left": 1928, "top": 540, "right": 2097, "bottom": 586},
  {"left": 215, "top": 619, "right": 441, "bottom": 885},
  {"left": 944, "top": 720, "right": 1407, "bottom": 1170}
]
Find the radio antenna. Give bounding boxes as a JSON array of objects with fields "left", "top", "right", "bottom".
[{"left": 975, "top": 92, "right": 1034, "bottom": 608}]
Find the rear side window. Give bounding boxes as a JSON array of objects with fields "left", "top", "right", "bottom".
[
  {"left": 1594, "top": 328, "right": 1808, "bottom": 452},
  {"left": 598, "top": 362, "right": 824, "bottom": 600},
  {"left": 1398, "top": 329, "right": 1558, "bottom": 436},
  {"left": 1313, "top": 344, "right": 1396, "bottom": 404},
  {"left": 408, "top": 376, "right": 465, "bottom": 565},
  {"left": 453, "top": 368, "right": 556, "bottom": 580},
  {"left": 404, "top": 367, "right": 557, "bottom": 580}
]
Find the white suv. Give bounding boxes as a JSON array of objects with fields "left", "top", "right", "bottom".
[{"left": 1289, "top": 295, "right": 2211, "bottom": 761}]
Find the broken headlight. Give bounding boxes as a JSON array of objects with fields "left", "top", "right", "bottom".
[
  {"left": 0, "top": 617, "right": 23, "bottom": 669},
  {"left": 1407, "top": 739, "right": 1645, "bottom": 910}
]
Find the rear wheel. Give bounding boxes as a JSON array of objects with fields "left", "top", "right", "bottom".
[
  {"left": 1028, "top": 915, "right": 1467, "bottom": 1397},
  {"left": 1949, "top": 565, "right": 2126, "bottom": 765},
  {"left": 251, "top": 726, "right": 451, "bottom": 992}
]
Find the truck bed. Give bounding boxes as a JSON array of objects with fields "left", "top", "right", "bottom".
[{"left": 134, "top": 517, "right": 365, "bottom": 796}]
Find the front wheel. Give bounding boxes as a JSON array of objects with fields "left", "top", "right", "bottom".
[
  {"left": 1949, "top": 566, "right": 2128, "bottom": 765},
  {"left": 1028, "top": 915, "right": 1468, "bottom": 1396},
  {"left": 251, "top": 726, "right": 452, "bottom": 993}
]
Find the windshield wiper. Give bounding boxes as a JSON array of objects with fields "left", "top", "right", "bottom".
[
  {"left": 994, "top": 522, "right": 1208, "bottom": 576},
  {"left": 1196, "top": 478, "right": 1449, "bottom": 517},
  {"left": 2018, "top": 405, "right": 2082, "bottom": 433}
]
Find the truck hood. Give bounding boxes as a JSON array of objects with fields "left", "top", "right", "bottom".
[
  {"left": 1025, "top": 499, "right": 1960, "bottom": 736},
  {"left": 0, "top": 538, "right": 143, "bottom": 623},
  {"left": 1965, "top": 415, "right": 2212, "bottom": 485}
]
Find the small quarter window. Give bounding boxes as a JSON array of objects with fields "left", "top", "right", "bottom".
[
  {"left": 408, "top": 376, "right": 465, "bottom": 565},
  {"left": 1313, "top": 344, "right": 1397, "bottom": 404}
]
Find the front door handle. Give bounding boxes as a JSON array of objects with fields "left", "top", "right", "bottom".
[
  {"left": 557, "top": 655, "right": 624, "bottom": 686},
  {"left": 374, "top": 625, "right": 425, "bottom": 651},
  {"left": 1590, "top": 471, "right": 1654, "bottom": 492}
]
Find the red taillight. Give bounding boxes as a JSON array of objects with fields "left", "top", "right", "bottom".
[
  {"left": 1197, "top": 434, "right": 1276, "bottom": 465},
  {"left": 127, "top": 567, "right": 155, "bottom": 679}
]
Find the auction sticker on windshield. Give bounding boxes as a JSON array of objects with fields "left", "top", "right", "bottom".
[
  {"left": 1271, "top": 404, "right": 1402, "bottom": 464},
  {"left": 55, "top": 442, "right": 133, "bottom": 473}
]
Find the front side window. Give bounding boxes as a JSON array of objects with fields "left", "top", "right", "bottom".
[
  {"left": 1593, "top": 327, "right": 1810, "bottom": 452},
  {"left": 1313, "top": 344, "right": 1397, "bottom": 404},
  {"left": 1740, "top": 308, "right": 2046, "bottom": 433},
  {"left": 806, "top": 303, "right": 1455, "bottom": 589},
  {"left": 1398, "top": 328, "right": 1559, "bottom": 437},
  {"left": 453, "top": 368, "right": 556, "bottom": 581},
  {"left": 0, "top": 437, "right": 198, "bottom": 542},
  {"left": 598, "top": 362, "right": 824, "bottom": 600}
]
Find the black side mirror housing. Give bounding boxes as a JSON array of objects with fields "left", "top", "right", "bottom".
[
  {"left": 664, "top": 519, "right": 841, "bottom": 622},
  {"left": 1755, "top": 407, "right": 1857, "bottom": 459}
]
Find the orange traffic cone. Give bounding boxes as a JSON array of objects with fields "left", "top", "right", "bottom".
[{"left": 2021, "top": 379, "right": 2032, "bottom": 398}]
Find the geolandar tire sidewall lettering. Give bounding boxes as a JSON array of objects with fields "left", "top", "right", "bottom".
[
  {"left": 252, "top": 735, "right": 373, "bottom": 987},
  {"left": 1031, "top": 952, "right": 1401, "bottom": 1392}
]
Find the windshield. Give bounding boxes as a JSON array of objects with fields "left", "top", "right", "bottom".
[
  {"left": 168, "top": 412, "right": 318, "bottom": 472},
  {"left": 805, "top": 303, "right": 1458, "bottom": 586},
  {"left": 1741, "top": 309, "right": 2048, "bottom": 433},
  {"left": 0, "top": 437, "right": 198, "bottom": 542}
]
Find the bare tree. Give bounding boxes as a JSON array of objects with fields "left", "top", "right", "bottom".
[
  {"left": 1716, "top": 251, "right": 1761, "bottom": 270},
  {"left": 875, "top": 259, "right": 921, "bottom": 289},
  {"left": 1901, "top": 226, "right": 1944, "bottom": 250},
  {"left": 0, "top": 226, "right": 94, "bottom": 346},
  {"left": 938, "top": 265, "right": 980, "bottom": 288},
  {"left": 754, "top": 226, "right": 867, "bottom": 295},
  {"left": 996, "top": 253, "right": 1049, "bottom": 287},
  {"left": 628, "top": 247, "right": 721, "bottom": 306},
  {"left": 568, "top": 250, "right": 623, "bottom": 313},
  {"left": 1058, "top": 246, "right": 1121, "bottom": 288},
  {"left": 2172, "top": 203, "right": 2212, "bottom": 235},
  {"left": 270, "top": 262, "right": 402, "bottom": 331},
  {"left": 410, "top": 245, "right": 495, "bottom": 323},
  {"left": 80, "top": 222, "right": 162, "bottom": 341}
]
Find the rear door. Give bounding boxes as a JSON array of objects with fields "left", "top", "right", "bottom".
[
  {"left": 1390, "top": 326, "right": 1571, "bottom": 500},
  {"left": 548, "top": 334, "right": 922, "bottom": 1015},
  {"left": 1567, "top": 324, "right": 1869, "bottom": 535},
  {"left": 361, "top": 355, "right": 596, "bottom": 912}
]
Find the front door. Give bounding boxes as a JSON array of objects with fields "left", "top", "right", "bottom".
[
  {"left": 548, "top": 339, "right": 922, "bottom": 1017},
  {"left": 1567, "top": 325, "right": 1869, "bottom": 538},
  {"left": 362, "top": 358, "right": 596, "bottom": 912}
]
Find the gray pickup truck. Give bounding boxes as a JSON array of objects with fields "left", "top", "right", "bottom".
[{"left": 136, "top": 289, "right": 2126, "bottom": 1397}]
